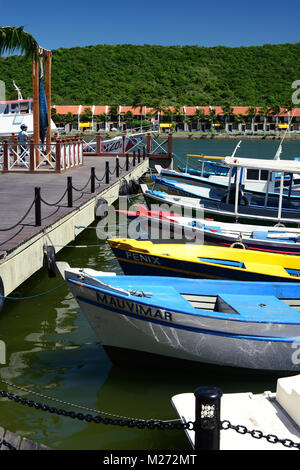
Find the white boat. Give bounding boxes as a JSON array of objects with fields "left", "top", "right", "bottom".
[
  {"left": 157, "top": 163, "right": 300, "bottom": 195},
  {"left": 147, "top": 156, "right": 300, "bottom": 225},
  {"left": 117, "top": 205, "right": 300, "bottom": 254},
  {"left": 58, "top": 262, "right": 300, "bottom": 372},
  {"left": 172, "top": 374, "right": 300, "bottom": 450},
  {"left": 0, "top": 82, "right": 56, "bottom": 137}
]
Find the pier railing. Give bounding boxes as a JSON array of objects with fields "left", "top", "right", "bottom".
[
  {"left": 82, "top": 131, "right": 173, "bottom": 158},
  {"left": 0, "top": 137, "right": 83, "bottom": 173}
]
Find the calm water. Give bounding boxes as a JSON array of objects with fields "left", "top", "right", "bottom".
[{"left": 0, "top": 138, "right": 299, "bottom": 450}]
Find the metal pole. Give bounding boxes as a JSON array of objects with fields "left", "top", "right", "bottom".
[
  {"left": 194, "top": 386, "right": 223, "bottom": 450},
  {"left": 35, "top": 187, "right": 41, "bottom": 226},
  {"left": 234, "top": 167, "right": 241, "bottom": 216},
  {"left": 277, "top": 172, "right": 284, "bottom": 222},
  {"left": 264, "top": 171, "right": 270, "bottom": 208},
  {"left": 226, "top": 167, "right": 233, "bottom": 204},
  {"left": 67, "top": 176, "right": 73, "bottom": 207},
  {"left": 126, "top": 153, "right": 129, "bottom": 171}
]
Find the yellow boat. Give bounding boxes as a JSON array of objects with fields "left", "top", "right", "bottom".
[{"left": 107, "top": 238, "right": 300, "bottom": 281}]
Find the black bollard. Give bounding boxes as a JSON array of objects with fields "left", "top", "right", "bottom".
[
  {"left": 67, "top": 176, "right": 73, "bottom": 207},
  {"left": 91, "top": 167, "right": 95, "bottom": 193},
  {"left": 126, "top": 153, "right": 129, "bottom": 171},
  {"left": 116, "top": 156, "right": 120, "bottom": 178},
  {"left": 35, "top": 187, "right": 41, "bottom": 227},
  {"left": 137, "top": 148, "right": 141, "bottom": 163},
  {"left": 194, "top": 386, "right": 223, "bottom": 450},
  {"left": 105, "top": 161, "right": 110, "bottom": 184}
]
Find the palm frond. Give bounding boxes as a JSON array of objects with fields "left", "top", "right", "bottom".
[{"left": 0, "top": 26, "right": 39, "bottom": 58}]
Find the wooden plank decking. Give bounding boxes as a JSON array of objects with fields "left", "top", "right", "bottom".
[{"left": 0, "top": 155, "right": 145, "bottom": 254}]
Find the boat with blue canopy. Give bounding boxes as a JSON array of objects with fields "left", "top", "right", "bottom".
[
  {"left": 145, "top": 157, "right": 300, "bottom": 225},
  {"left": 59, "top": 262, "right": 300, "bottom": 372}
]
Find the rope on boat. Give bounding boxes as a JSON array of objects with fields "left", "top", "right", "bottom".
[{"left": 0, "top": 281, "right": 66, "bottom": 300}]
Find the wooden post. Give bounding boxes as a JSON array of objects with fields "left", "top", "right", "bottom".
[
  {"left": 30, "top": 139, "right": 35, "bottom": 171},
  {"left": 11, "top": 134, "right": 17, "bottom": 163},
  {"left": 97, "top": 133, "right": 101, "bottom": 156},
  {"left": 55, "top": 138, "right": 61, "bottom": 172},
  {"left": 45, "top": 50, "right": 52, "bottom": 161},
  {"left": 3, "top": 140, "right": 8, "bottom": 172},
  {"left": 32, "top": 54, "right": 40, "bottom": 167}
]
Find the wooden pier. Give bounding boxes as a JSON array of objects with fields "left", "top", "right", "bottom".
[{"left": 0, "top": 155, "right": 149, "bottom": 298}]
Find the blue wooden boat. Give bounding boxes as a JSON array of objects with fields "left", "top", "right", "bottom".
[{"left": 60, "top": 262, "right": 300, "bottom": 372}]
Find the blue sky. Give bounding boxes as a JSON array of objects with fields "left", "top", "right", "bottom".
[{"left": 2, "top": 0, "right": 300, "bottom": 50}]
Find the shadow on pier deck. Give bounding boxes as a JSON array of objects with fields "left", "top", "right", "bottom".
[{"left": 0, "top": 155, "right": 149, "bottom": 298}]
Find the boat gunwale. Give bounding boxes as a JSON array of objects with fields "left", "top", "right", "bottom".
[{"left": 67, "top": 276, "right": 300, "bottom": 327}]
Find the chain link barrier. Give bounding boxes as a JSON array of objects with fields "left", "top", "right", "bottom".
[
  {"left": 221, "top": 419, "right": 300, "bottom": 449},
  {"left": 0, "top": 380, "right": 299, "bottom": 450}
]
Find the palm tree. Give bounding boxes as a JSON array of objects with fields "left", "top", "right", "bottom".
[
  {"left": 172, "top": 105, "right": 185, "bottom": 131},
  {"left": 258, "top": 105, "right": 271, "bottom": 135},
  {"left": 151, "top": 99, "right": 167, "bottom": 130},
  {"left": 246, "top": 106, "right": 257, "bottom": 133},
  {"left": 124, "top": 110, "right": 134, "bottom": 130},
  {"left": 234, "top": 114, "right": 246, "bottom": 134},
  {"left": 65, "top": 112, "right": 76, "bottom": 132},
  {"left": 206, "top": 108, "right": 217, "bottom": 132},
  {"left": 193, "top": 108, "right": 206, "bottom": 133},
  {"left": 0, "top": 26, "right": 39, "bottom": 58},
  {"left": 131, "top": 95, "right": 146, "bottom": 131},
  {"left": 95, "top": 113, "right": 109, "bottom": 132},
  {"left": 221, "top": 103, "right": 234, "bottom": 133},
  {"left": 108, "top": 105, "right": 119, "bottom": 130}
]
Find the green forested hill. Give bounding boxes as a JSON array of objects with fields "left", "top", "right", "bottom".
[{"left": 0, "top": 43, "right": 299, "bottom": 107}]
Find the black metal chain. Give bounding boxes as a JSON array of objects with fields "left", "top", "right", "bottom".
[
  {"left": 221, "top": 419, "right": 300, "bottom": 449},
  {"left": 0, "top": 387, "right": 299, "bottom": 449},
  {"left": 0, "top": 388, "right": 192, "bottom": 431}
]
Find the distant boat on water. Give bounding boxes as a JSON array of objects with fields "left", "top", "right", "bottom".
[{"left": 0, "top": 82, "right": 56, "bottom": 137}]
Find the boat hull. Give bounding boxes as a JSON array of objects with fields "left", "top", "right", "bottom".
[
  {"left": 142, "top": 187, "right": 300, "bottom": 226},
  {"left": 65, "top": 274, "right": 300, "bottom": 372},
  {"left": 108, "top": 244, "right": 300, "bottom": 281}
]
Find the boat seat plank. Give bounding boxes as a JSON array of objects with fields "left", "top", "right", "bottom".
[
  {"left": 181, "top": 294, "right": 217, "bottom": 302},
  {"left": 218, "top": 294, "right": 300, "bottom": 320}
]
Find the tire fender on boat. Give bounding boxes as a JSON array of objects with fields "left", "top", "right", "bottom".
[
  {"left": 0, "top": 276, "right": 4, "bottom": 312},
  {"left": 44, "top": 245, "right": 57, "bottom": 278},
  {"left": 230, "top": 241, "right": 247, "bottom": 249}
]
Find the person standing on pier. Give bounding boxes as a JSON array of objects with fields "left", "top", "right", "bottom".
[{"left": 18, "top": 124, "right": 28, "bottom": 164}]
